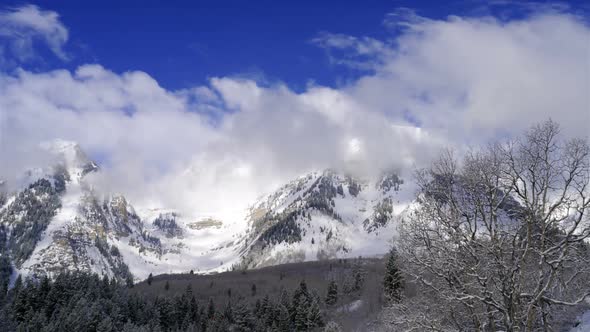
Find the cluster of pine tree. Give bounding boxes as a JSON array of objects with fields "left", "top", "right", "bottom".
[
  {"left": 305, "top": 178, "right": 342, "bottom": 223},
  {"left": 0, "top": 178, "right": 62, "bottom": 266},
  {"left": 259, "top": 209, "right": 303, "bottom": 248},
  {"left": 0, "top": 272, "right": 328, "bottom": 332},
  {"left": 383, "top": 248, "right": 403, "bottom": 302},
  {"left": 152, "top": 214, "right": 183, "bottom": 238}
]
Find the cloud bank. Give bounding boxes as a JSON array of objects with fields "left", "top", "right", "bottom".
[
  {"left": 1, "top": 6, "right": 589, "bottom": 220},
  {"left": 0, "top": 5, "right": 68, "bottom": 66}
]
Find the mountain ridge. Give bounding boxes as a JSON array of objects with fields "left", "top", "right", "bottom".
[{"left": 0, "top": 140, "right": 409, "bottom": 282}]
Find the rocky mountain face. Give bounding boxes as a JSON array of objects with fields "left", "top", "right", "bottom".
[
  {"left": 0, "top": 141, "right": 411, "bottom": 282},
  {"left": 0, "top": 141, "right": 144, "bottom": 283},
  {"left": 237, "top": 170, "right": 407, "bottom": 269}
]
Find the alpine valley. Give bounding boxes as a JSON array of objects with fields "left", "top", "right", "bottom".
[{"left": 0, "top": 140, "right": 412, "bottom": 283}]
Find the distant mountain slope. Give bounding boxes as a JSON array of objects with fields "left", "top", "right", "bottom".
[
  {"left": 134, "top": 257, "right": 388, "bottom": 331},
  {"left": 0, "top": 140, "right": 411, "bottom": 282},
  {"left": 238, "top": 169, "right": 409, "bottom": 269}
]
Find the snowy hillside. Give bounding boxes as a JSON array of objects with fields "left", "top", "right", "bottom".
[
  {"left": 238, "top": 169, "right": 413, "bottom": 269},
  {"left": 0, "top": 141, "right": 411, "bottom": 282}
]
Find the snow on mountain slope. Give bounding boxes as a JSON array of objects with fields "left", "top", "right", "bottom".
[
  {"left": 39, "top": 139, "right": 99, "bottom": 181},
  {"left": 0, "top": 140, "right": 253, "bottom": 281},
  {"left": 113, "top": 207, "right": 247, "bottom": 279},
  {"left": 1, "top": 141, "right": 412, "bottom": 282},
  {"left": 238, "top": 169, "right": 412, "bottom": 269},
  {"left": 19, "top": 177, "right": 84, "bottom": 277}
]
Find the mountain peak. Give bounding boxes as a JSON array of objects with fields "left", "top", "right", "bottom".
[
  {"left": 40, "top": 139, "right": 89, "bottom": 166},
  {"left": 40, "top": 139, "right": 98, "bottom": 181}
]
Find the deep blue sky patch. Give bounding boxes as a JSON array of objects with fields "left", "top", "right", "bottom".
[{"left": 2, "top": 0, "right": 588, "bottom": 91}]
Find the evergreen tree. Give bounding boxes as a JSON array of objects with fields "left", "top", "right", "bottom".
[
  {"left": 147, "top": 273, "right": 153, "bottom": 286},
  {"left": 307, "top": 293, "right": 323, "bottom": 329},
  {"left": 275, "top": 303, "right": 291, "bottom": 332},
  {"left": 190, "top": 296, "right": 199, "bottom": 322},
  {"left": 121, "top": 321, "right": 141, "bottom": 332},
  {"left": 254, "top": 298, "right": 262, "bottom": 318},
  {"left": 13, "top": 275, "right": 22, "bottom": 295},
  {"left": 207, "top": 298, "right": 216, "bottom": 319},
  {"left": 279, "top": 288, "right": 292, "bottom": 324},
  {"left": 294, "top": 294, "right": 309, "bottom": 331},
  {"left": 25, "top": 311, "right": 46, "bottom": 331},
  {"left": 325, "top": 280, "right": 338, "bottom": 306},
  {"left": 251, "top": 283, "right": 257, "bottom": 296},
  {"left": 224, "top": 301, "right": 234, "bottom": 322},
  {"left": 126, "top": 275, "right": 134, "bottom": 288},
  {"left": 178, "top": 285, "right": 192, "bottom": 316},
  {"left": 0, "top": 270, "right": 330, "bottom": 332},
  {"left": 156, "top": 297, "right": 173, "bottom": 328},
  {"left": 181, "top": 311, "right": 192, "bottom": 331},
  {"left": 12, "top": 282, "right": 29, "bottom": 322},
  {"left": 260, "top": 294, "right": 274, "bottom": 327},
  {"left": 233, "top": 300, "right": 254, "bottom": 331},
  {"left": 352, "top": 264, "right": 364, "bottom": 292},
  {"left": 279, "top": 288, "right": 291, "bottom": 308},
  {"left": 38, "top": 275, "right": 51, "bottom": 300},
  {"left": 164, "top": 280, "right": 169, "bottom": 291},
  {"left": 97, "top": 316, "right": 115, "bottom": 332},
  {"left": 294, "top": 280, "right": 309, "bottom": 302},
  {"left": 199, "top": 307, "right": 207, "bottom": 331},
  {"left": 185, "top": 322, "right": 198, "bottom": 332},
  {"left": 292, "top": 281, "right": 313, "bottom": 331},
  {"left": 324, "top": 321, "right": 343, "bottom": 332},
  {"left": 383, "top": 248, "right": 403, "bottom": 302}
]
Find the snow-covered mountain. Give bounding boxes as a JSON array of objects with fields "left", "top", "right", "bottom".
[
  {"left": 0, "top": 141, "right": 412, "bottom": 282},
  {"left": 238, "top": 169, "right": 409, "bottom": 269}
]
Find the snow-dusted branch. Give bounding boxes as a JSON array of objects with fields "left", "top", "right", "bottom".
[{"left": 390, "top": 120, "right": 590, "bottom": 331}]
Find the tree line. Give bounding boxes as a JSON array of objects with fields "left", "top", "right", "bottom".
[
  {"left": 0, "top": 251, "right": 404, "bottom": 332},
  {"left": 0, "top": 273, "right": 323, "bottom": 331}
]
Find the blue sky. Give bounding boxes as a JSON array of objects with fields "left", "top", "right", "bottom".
[
  {"left": 1, "top": 1, "right": 589, "bottom": 211},
  {"left": 2, "top": 0, "right": 587, "bottom": 91}
]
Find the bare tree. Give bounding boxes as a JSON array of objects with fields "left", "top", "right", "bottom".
[{"left": 389, "top": 120, "right": 590, "bottom": 331}]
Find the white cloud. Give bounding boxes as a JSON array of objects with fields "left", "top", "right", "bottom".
[
  {"left": 0, "top": 7, "right": 588, "bottom": 221},
  {"left": 383, "top": 7, "right": 433, "bottom": 30},
  {"left": 0, "top": 63, "right": 434, "bottom": 218},
  {"left": 324, "top": 10, "right": 590, "bottom": 141},
  {"left": 0, "top": 4, "right": 69, "bottom": 64},
  {"left": 311, "top": 32, "right": 391, "bottom": 70}
]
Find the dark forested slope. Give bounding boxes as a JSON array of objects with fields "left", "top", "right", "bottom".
[{"left": 0, "top": 258, "right": 391, "bottom": 332}]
